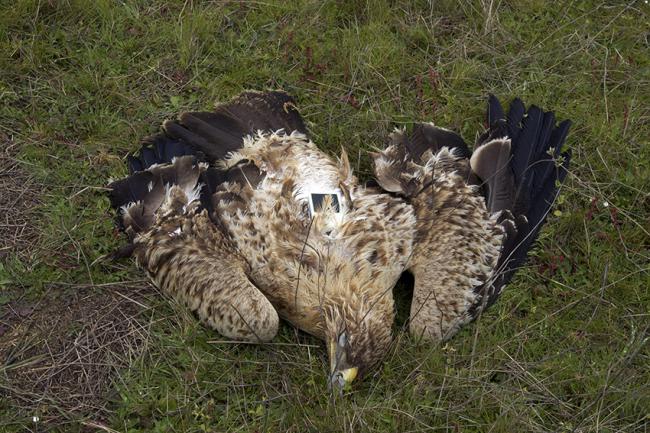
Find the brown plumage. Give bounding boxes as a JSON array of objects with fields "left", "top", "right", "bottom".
[{"left": 108, "top": 91, "right": 570, "bottom": 389}]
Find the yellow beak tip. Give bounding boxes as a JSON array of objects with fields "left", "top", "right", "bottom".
[{"left": 341, "top": 367, "right": 358, "bottom": 383}]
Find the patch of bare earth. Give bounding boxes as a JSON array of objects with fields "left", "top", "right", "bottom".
[
  {"left": 0, "top": 283, "right": 153, "bottom": 428},
  {"left": 0, "top": 135, "right": 43, "bottom": 260}
]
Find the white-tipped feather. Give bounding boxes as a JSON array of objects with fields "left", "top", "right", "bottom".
[{"left": 185, "top": 183, "right": 203, "bottom": 205}]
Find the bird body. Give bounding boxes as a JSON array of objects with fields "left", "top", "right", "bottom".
[
  {"left": 209, "top": 130, "right": 413, "bottom": 340},
  {"left": 108, "top": 91, "right": 570, "bottom": 387}
]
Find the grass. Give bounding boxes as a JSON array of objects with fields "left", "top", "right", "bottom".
[{"left": 0, "top": 0, "right": 649, "bottom": 431}]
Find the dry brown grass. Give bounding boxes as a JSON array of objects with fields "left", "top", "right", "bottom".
[
  {"left": 0, "top": 283, "right": 153, "bottom": 427},
  {"left": 0, "top": 134, "right": 44, "bottom": 261}
]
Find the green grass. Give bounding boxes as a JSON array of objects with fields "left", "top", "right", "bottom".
[{"left": 1, "top": 0, "right": 649, "bottom": 431}]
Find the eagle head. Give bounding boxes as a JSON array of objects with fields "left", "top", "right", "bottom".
[{"left": 321, "top": 288, "right": 394, "bottom": 391}]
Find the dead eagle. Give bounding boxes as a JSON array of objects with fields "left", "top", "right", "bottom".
[{"left": 108, "top": 91, "right": 570, "bottom": 390}]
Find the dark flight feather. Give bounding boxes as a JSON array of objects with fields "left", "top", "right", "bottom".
[
  {"left": 372, "top": 123, "right": 472, "bottom": 195},
  {"left": 108, "top": 156, "right": 203, "bottom": 237},
  {"left": 507, "top": 97, "right": 526, "bottom": 143},
  {"left": 469, "top": 95, "right": 571, "bottom": 311},
  {"left": 469, "top": 138, "right": 514, "bottom": 213},
  {"left": 406, "top": 123, "right": 471, "bottom": 160},
  {"left": 108, "top": 170, "right": 154, "bottom": 211},
  {"left": 111, "top": 90, "right": 306, "bottom": 232},
  {"left": 487, "top": 94, "right": 505, "bottom": 126},
  {"left": 127, "top": 90, "right": 307, "bottom": 171}
]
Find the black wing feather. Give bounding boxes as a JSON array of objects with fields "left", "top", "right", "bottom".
[
  {"left": 470, "top": 95, "right": 571, "bottom": 312},
  {"left": 391, "top": 123, "right": 471, "bottom": 162},
  {"left": 487, "top": 94, "right": 504, "bottom": 126},
  {"left": 127, "top": 90, "right": 307, "bottom": 172},
  {"left": 109, "top": 91, "right": 305, "bottom": 245},
  {"left": 411, "top": 124, "right": 472, "bottom": 159},
  {"left": 507, "top": 97, "right": 526, "bottom": 142}
]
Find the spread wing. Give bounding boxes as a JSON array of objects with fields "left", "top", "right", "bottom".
[
  {"left": 127, "top": 90, "right": 307, "bottom": 170},
  {"left": 107, "top": 91, "right": 307, "bottom": 342},
  {"left": 371, "top": 96, "right": 571, "bottom": 341},
  {"left": 108, "top": 157, "right": 278, "bottom": 342}
]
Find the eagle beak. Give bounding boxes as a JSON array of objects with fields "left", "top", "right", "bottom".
[
  {"left": 327, "top": 334, "right": 358, "bottom": 392},
  {"left": 329, "top": 366, "right": 358, "bottom": 391}
]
